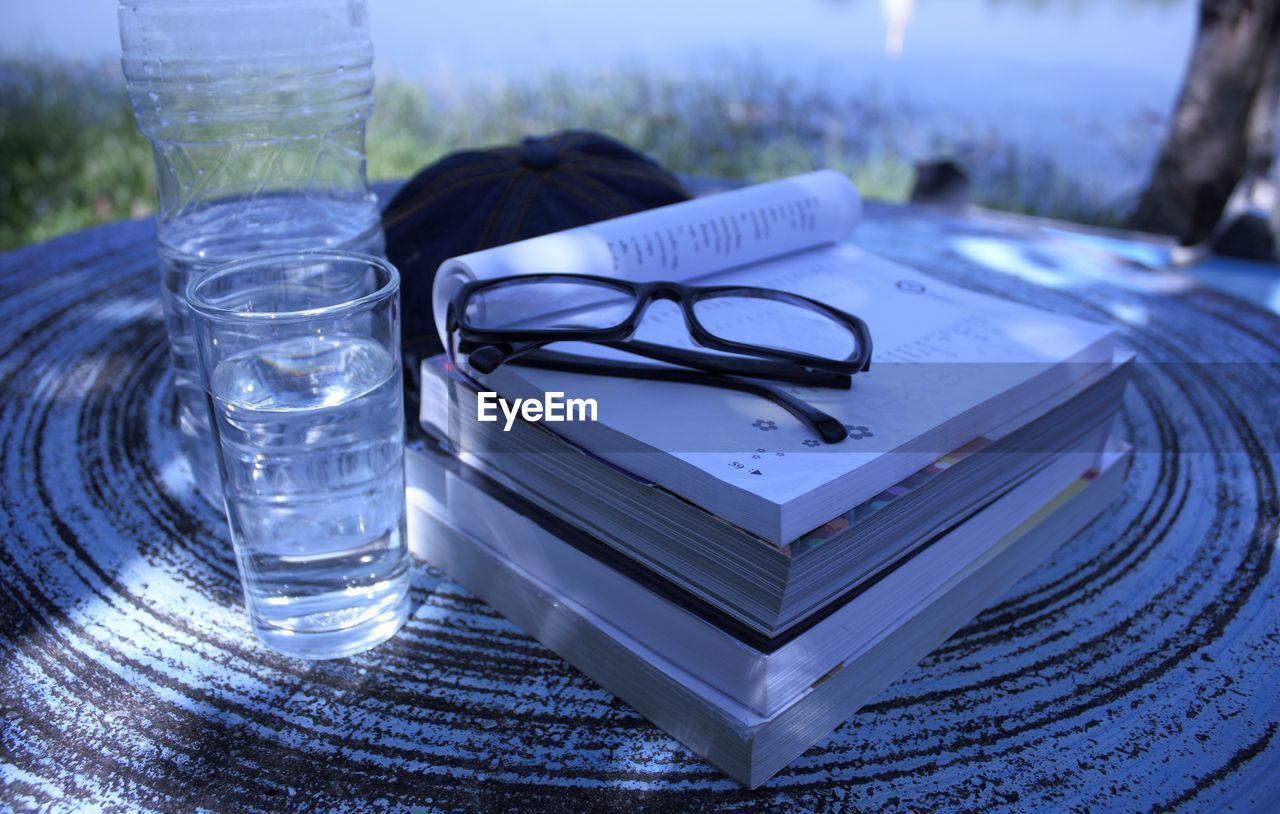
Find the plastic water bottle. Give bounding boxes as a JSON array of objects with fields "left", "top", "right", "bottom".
[{"left": 119, "top": 0, "right": 385, "bottom": 503}]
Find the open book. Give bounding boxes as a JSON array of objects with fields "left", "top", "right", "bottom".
[{"left": 431, "top": 171, "right": 1116, "bottom": 544}]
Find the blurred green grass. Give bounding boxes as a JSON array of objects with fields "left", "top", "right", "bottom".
[
  {"left": 0, "top": 60, "right": 154, "bottom": 249},
  {"left": 1, "top": 57, "right": 1139, "bottom": 251}
]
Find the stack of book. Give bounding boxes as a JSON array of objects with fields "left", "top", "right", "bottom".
[{"left": 404, "top": 172, "right": 1132, "bottom": 787}]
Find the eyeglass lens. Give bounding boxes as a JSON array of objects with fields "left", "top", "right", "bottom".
[
  {"left": 464, "top": 279, "right": 637, "bottom": 331},
  {"left": 691, "top": 293, "right": 859, "bottom": 359}
]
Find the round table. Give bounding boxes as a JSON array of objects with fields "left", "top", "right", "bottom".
[{"left": 3, "top": 201, "right": 1279, "bottom": 812}]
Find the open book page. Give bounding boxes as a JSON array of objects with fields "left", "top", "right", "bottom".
[
  {"left": 471, "top": 242, "right": 1116, "bottom": 542},
  {"left": 431, "top": 170, "right": 862, "bottom": 346}
]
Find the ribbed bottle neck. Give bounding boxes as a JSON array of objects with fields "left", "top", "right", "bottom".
[{"left": 120, "top": 0, "right": 374, "bottom": 141}]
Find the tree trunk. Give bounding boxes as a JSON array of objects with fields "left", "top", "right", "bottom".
[
  {"left": 1127, "top": 0, "right": 1280, "bottom": 245},
  {"left": 1245, "top": 9, "right": 1280, "bottom": 178}
]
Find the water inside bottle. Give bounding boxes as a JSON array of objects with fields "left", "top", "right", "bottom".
[{"left": 157, "top": 195, "right": 384, "bottom": 502}]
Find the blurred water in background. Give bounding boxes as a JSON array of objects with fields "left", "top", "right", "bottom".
[{"left": 1, "top": 0, "right": 1195, "bottom": 243}]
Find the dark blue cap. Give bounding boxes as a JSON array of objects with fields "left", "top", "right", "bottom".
[{"left": 383, "top": 130, "right": 691, "bottom": 356}]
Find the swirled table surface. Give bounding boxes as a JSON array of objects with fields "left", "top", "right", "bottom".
[{"left": 2, "top": 197, "right": 1279, "bottom": 813}]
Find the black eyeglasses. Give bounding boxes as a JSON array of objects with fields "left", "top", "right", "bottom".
[{"left": 445, "top": 274, "right": 873, "bottom": 443}]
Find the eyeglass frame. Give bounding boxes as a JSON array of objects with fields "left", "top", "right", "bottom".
[
  {"left": 446, "top": 273, "right": 874, "bottom": 378},
  {"left": 443, "top": 273, "right": 874, "bottom": 444}
]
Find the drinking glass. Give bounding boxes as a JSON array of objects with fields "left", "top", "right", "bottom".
[{"left": 187, "top": 250, "right": 409, "bottom": 659}]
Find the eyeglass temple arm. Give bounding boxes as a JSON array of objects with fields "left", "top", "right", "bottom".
[
  {"left": 597, "top": 340, "right": 853, "bottom": 387},
  {"left": 463, "top": 338, "right": 851, "bottom": 388},
  {"left": 509, "top": 349, "right": 850, "bottom": 444}
]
